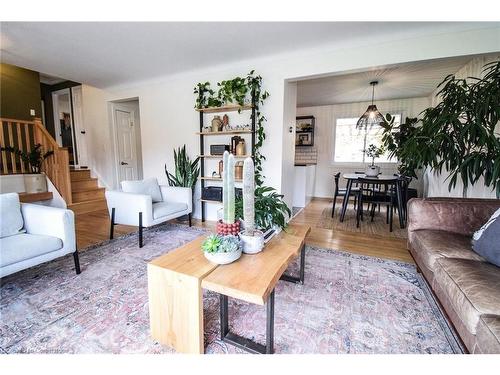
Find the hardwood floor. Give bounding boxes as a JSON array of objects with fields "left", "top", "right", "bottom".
[
  {"left": 292, "top": 199, "right": 412, "bottom": 263},
  {"left": 76, "top": 198, "right": 412, "bottom": 263}
]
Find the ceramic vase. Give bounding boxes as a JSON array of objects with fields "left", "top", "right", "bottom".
[
  {"left": 239, "top": 229, "right": 265, "bottom": 254},
  {"left": 365, "top": 165, "right": 380, "bottom": 177},
  {"left": 24, "top": 173, "right": 48, "bottom": 193}
]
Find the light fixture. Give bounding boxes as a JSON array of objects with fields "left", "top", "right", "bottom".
[{"left": 356, "top": 81, "right": 386, "bottom": 129}]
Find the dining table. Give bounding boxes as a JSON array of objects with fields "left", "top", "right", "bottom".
[{"left": 339, "top": 173, "right": 405, "bottom": 229}]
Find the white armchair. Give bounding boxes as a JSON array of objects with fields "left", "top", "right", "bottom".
[
  {"left": 0, "top": 193, "right": 80, "bottom": 278},
  {"left": 105, "top": 179, "right": 192, "bottom": 248}
]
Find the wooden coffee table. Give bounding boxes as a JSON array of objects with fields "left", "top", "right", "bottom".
[{"left": 147, "top": 224, "right": 310, "bottom": 354}]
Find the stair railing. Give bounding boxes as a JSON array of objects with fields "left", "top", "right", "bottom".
[{"left": 0, "top": 117, "right": 72, "bottom": 205}]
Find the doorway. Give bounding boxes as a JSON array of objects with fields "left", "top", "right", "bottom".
[
  {"left": 51, "top": 86, "right": 88, "bottom": 167},
  {"left": 110, "top": 99, "right": 143, "bottom": 184}
]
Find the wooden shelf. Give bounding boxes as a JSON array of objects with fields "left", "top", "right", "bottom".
[
  {"left": 195, "top": 104, "right": 253, "bottom": 114},
  {"left": 200, "top": 177, "right": 242, "bottom": 182},
  {"left": 18, "top": 191, "right": 53, "bottom": 203},
  {"left": 198, "top": 154, "right": 252, "bottom": 159},
  {"left": 196, "top": 130, "right": 253, "bottom": 136}
]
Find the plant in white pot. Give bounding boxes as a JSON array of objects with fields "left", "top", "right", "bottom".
[
  {"left": 0, "top": 143, "right": 53, "bottom": 193},
  {"left": 363, "top": 144, "right": 385, "bottom": 177},
  {"left": 202, "top": 234, "right": 242, "bottom": 265},
  {"left": 239, "top": 157, "right": 265, "bottom": 254}
]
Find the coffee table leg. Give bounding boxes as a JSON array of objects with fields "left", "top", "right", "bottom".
[
  {"left": 266, "top": 290, "right": 275, "bottom": 354},
  {"left": 219, "top": 291, "right": 275, "bottom": 354},
  {"left": 280, "top": 244, "right": 306, "bottom": 284},
  {"left": 220, "top": 294, "right": 229, "bottom": 340}
]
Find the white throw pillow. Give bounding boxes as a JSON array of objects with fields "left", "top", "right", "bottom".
[
  {"left": 121, "top": 178, "right": 163, "bottom": 203},
  {"left": 0, "top": 193, "right": 25, "bottom": 238}
]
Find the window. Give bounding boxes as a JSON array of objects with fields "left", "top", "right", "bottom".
[{"left": 333, "top": 114, "right": 401, "bottom": 163}]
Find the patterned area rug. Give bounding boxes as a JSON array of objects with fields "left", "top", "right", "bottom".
[{"left": 0, "top": 224, "right": 461, "bottom": 354}]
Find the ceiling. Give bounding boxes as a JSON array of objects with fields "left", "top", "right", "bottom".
[
  {"left": 296, "top": 55, "right": 483, "bottom": 106},
  {"left": 0, "top": 22, "right": 492, "bottom": 88}
]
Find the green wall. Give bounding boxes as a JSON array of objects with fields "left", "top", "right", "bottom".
[{"left": 0, "top": 63, "right": 42, "bottom": 120}]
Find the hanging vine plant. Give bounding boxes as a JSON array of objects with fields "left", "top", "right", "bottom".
[{"left": 193, "top": 70, "right": 269, "bottom": 186}]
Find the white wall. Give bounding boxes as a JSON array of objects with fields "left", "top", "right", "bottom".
[
  {"left": 281, "top": 81, "right": 298, "bottom": 211},
  {"left": 80, "top": 26, "right": 500, "bottom": 220},
  {"left": 426, "top": 53, "right": 500, "bottom": 198},
  {"left": 297, "top": 97, "right": 430, "bottom": 198}
]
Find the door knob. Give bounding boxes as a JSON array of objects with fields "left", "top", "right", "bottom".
[{"left": 121, "top": 161, "right": 128, "bottom": 165}]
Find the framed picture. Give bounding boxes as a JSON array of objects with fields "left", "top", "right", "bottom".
[
  {"left": 296, "top": 115, "right": 315, "bottom": 146},
  {"left": 296, "top": 132, "right": 313, "bottom": 146}
]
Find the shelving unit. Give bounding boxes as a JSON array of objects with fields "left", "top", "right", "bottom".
[
  {"left": 198, "top": 100, "right": 256, "bottom": 222},
  {"left": 200, "top": 176, "right": 243, "bottom": 182},
  {"left": 198, "top": 154, "right": 252, "bottom": 159}
]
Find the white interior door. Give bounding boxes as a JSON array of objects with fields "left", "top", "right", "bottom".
[{"left": 113, "top": 105, "right": 139, "bottom": 182}]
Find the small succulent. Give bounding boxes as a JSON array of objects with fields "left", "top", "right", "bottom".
[
  {"left": 201, "top": 235, "right": 221, "bottom": 253},
  {"left": 201, "top": 234, "right": 241, "bottom": 253},
  {"left": 218, "top": 235, "right": 241, "bottom": 253}
]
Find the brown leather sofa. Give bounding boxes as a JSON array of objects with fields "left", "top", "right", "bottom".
[{"left": 407, "top": 198, "right": 500, "bottom": 353}]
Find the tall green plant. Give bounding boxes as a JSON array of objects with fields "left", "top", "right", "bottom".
[
  {"left": 235, "top": 186, "right": 291, "bottom": 231},
  {"left": 382, "top": 60, "right": 500, "bottom": 197},
  {"left": 0, "top": 144, "right": 53, "bottom": 173},
  {"left": 381, "top": 115, "right": 421, "bottom": 177},
  {"left": 164, "top": 145, "right": 200, "bottom": 190}
]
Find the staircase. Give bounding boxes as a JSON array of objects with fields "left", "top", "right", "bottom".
[{"left": 68, "top": 169, "right": 107, "bottom": 215}]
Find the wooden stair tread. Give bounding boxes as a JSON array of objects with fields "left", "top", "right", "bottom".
[
  {"left": 68, "top": 198, "right": 107, "bottom": 215},
  {"left": 70, "top": 170, "right": 92, "bottom": 182},
  {"left": 71, "top": 187, "right": 106, "bottom": 203},
  {"left": 72, "top": 178, "right": 99, "bottom": 192},
  {"left": 72, "top": 186, "right": 105, "bottom": 194},
  {"left": 69, "top": 198, "right": 106, "bottom": 206}
]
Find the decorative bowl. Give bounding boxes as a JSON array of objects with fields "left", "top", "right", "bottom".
[{"left": 204, "top": 249, "right": 242, "bottom": 265}]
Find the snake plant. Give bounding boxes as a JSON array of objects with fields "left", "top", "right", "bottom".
[{"left": 164, "top": 145, "right": 200, "bottom": 190}]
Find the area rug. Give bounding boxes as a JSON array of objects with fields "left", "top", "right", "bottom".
[{"left": 0, "top": 223, "right": 461, "bottom": 354}]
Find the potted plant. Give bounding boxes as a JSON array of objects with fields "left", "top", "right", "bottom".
[
  {"left": 239, "top": 157, "right": 265, "bottom": 254},
  {"left": 202, "top": 234, "right": 242, "bottom": 265},
  {"left": 235, "top": 182, "right": 291, "bottom": 242},
  {"left": 164, "top": 145, "right": 199, "bottom": 219},
  {"left": 216, "top": 151, "right": 241, "bottom": 235},
  {"left": 380, "top": 114, "right": 421, "bottom": 178},
  {"left": 0, "top": 143, "right": 54, "bottom": 193},
  {"left": 363, "top": 144, "right": 384, "bottom": 177},
  {"left": 380, "top": 60, "right": 500, "bottom": 197}
]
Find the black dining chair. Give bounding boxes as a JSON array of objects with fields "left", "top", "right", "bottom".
[
  {"left": 390, "top": 175, "right": 412, "bottom": 226},
  {"left": 331, "top": 172, "right": 359, "bottom": 217},
  {"left": 356, "top": 177, "right": 398, "bottom": 232}
]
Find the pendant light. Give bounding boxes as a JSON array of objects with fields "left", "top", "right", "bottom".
[{"left": 356, "top": 81, "right": 386, "bottom": 129}]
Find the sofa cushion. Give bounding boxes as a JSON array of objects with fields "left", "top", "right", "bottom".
[
  {"left": 121, "top": 178, "right": 162, "bottom": 203},
  {"left": 0, "top": 193, "right": 25, "bottom": 238},
  {"left": 0, "top": 233, "right": 63, "bottom": 267},
  {"left": 152, "top": 202, "right": 188, "bottom": 219},
  {"left": 472, "top": 208, "right": 500, "bottom": 267},
  {"left": 411, "top": 230, "right": 484, "bottom": 272},
  {"left": 475, "top": 315, "right": 500, "bottom": 354},
  {"left": 434, "top": 258, "right": 500, "bottom": 334}
]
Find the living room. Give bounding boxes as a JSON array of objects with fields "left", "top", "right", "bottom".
[{"left": 1, "top": 2, "right": 500, "bottom": 374}]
